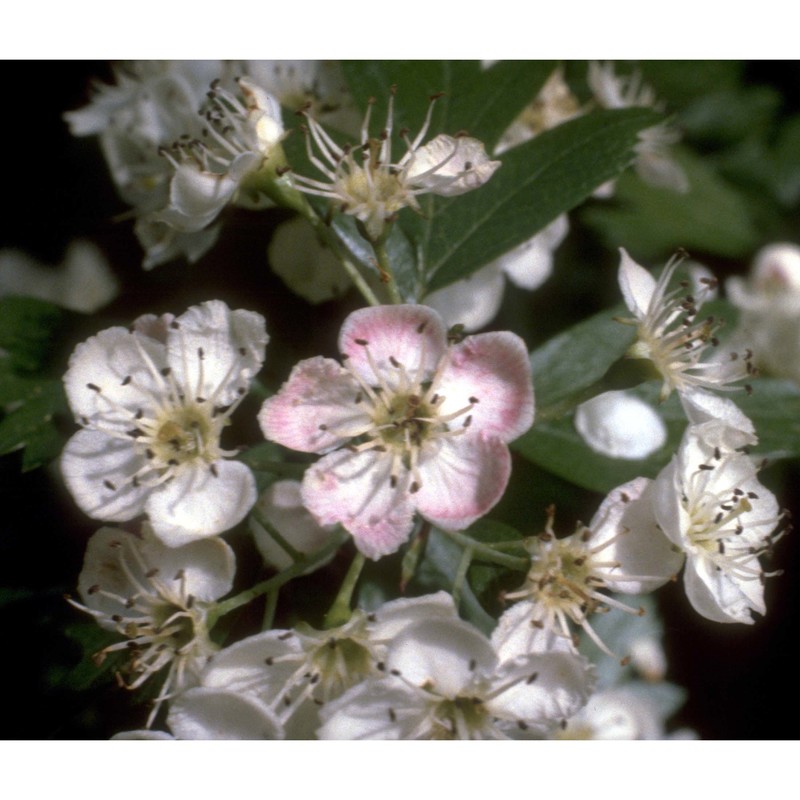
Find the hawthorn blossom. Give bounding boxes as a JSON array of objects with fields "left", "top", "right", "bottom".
[
  {"left": 196, "top": 592, "right": 460, "bottom": 738},
  {"left": 292, "top": 89, "right": 500, "bottom": 241},
  {"left": 68, "top": 525, "right": 235, "bottom": 726},
  {"left": 574, "top": 390, "right": 667, "bottom": 460},
  {"left": 726, "top": 242, "right": 800, "bottom": 384},
  {"left": 652, "top": 421, "right": 788, "bottom": 624},
  {"left": 149, "top": 77, "right": 285, "bottom": 236},
  {"left": 259, "top": 304, "right": 534, "bottom": 559},
  {"left": 494, "top": 479, "right": 682, "bottom": 658},
  {"left": 588, "top": 61, "right": 688, "bottom": 194},
  {"left": 617, "top": 248, "right": 755, "bottom": 402},
  {"left": 0, "top": 240, "right": 118, "bottom": 313},
  {"left": 317, "top": 617, "right": 593, "bottom": 739},
  {"left": 61, "top": 300, "right": 268, "bottom": 546}
]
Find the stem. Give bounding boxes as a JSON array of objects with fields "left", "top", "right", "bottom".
[
  {"left": 262, "top": 587, "right": 279, "bottom": 631},
  {"left": 373, "top": 238, "right": 404, "bottom": 305},
  {"left": 441, "top": 528, "right": 530, "bottom": 572},
  {"left": 451, "top": 544, "right": 474, "bottom": 608},
  {"left": 323, "top": 550, "right": 366, "bottom": 629},
  {"left": 252, "top": 506, "right": 304, "bottom": 564},
  {"left": 209, "top": 529, "right": 348, "bottom": 625}
]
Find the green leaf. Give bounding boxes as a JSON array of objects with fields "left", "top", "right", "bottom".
[
  {"left": 530, "top": 304, "right": 636, "bottom": 413},
  {"left": 0, "top": 370, "right": 67, "bottom": 470},
  {"left": 582, "top": 146, "right": 760, "bottom": 260},
  {"left": 424, "top": 108, "right": 662, "bottom": 292},
  {"left": 0, "top": 297, "right": 64, "bottom": 372},
  {"left": 341, "top": 60, "right": 557, "bottom": 152}
]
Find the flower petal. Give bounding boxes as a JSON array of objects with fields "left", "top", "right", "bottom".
[
  {"left": 146, "top": 459, "right": 257, "bottom": 546},
  {"left": 422, "top": 263, "right": 506, "bottom": 332},
  {"left": 301, "top": 448, "right": 415, "bottom": 560},
  {"left": 405, "top": 135, "right": 500, "bottom": 196},
  {"left": 498, "top": 214, "right": 568, "bottom": 291},
  {"left": 683, "top": 555, "right": 764, "bottom": 624},
  {"left": 618, "top": 248, "right": 656, "bottom": 319},
  {"left": 438, "top": 331, "right": 534, "bottom": 441},
  {"left": 338, "top": 304, "right": 447, "bottom": 388},
  {"left": 258, "top": 356, "right": 367, "bottom": 453},
  {"left": 415, "top": 436, "right": 511, "bottom": 530},
  {"left": 61, "top": 429, "right": 149, "bottom": 522}
]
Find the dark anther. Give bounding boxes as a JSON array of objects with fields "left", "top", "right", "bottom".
[
  {"left": 121, "top": 375, "right": 132, "bottom": 386},
  {"left": 354, "top": 338, "right": 369, "bottom": 346},
  {"left": 160, "top": 367, "right": 172, "bottom": 377},
  {"left": 103, "top": 480, "right": 116, "bottom": 491},
  {"left": 87, "top": 383, "right": 101, "bottom": 393},
  {"left": 210, "top": 464, "right": 219, "bottom": 478}
]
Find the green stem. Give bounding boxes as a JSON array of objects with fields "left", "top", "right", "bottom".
[
  {"left": 441, "top": 529, "right": 530, "bottom": 572},
  {"left": 209, "top": 529, "right": 348, "bottom": 626},
  {"left": 451, "top": 544, "right": 474, "bottom": 608},
  {"left": 323, "top": 551, "right": 366, "bottom": 629},
  {"left": 252, "top": 506, "right": 304, "bottom": 564},
  {"left": 262, "top": 587, "right": 279, "bottom": 631},
  {"left": 373, "top": 238, "right": 404, "bottom": 305}
]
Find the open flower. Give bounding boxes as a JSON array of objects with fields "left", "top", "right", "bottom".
[
  {"left": 292, "top": 90, "right": 500, "bottom": 241},
  {"left": 317, "top": 617, "right": 593, "bottom": 739},
  {"left": 618, "top": 248, "right": 755, "bottom": 402},
  {"left": 68, "top": 525, "right": 236, "bottom": 726},
  {"left": 494, "top": 479, "right": 682, "bottom": 658},
  {"left": 259, "top": 304, "right": 534, "bottom": 559},
  {"left": 61, "top": 300, "right": 268, "bottom": 546},
  {"left": 196, "top": 592, "right": 460, "bottom": 738},
  {"left": 652, "top": 421, "right": 788, "bottom": 623}
]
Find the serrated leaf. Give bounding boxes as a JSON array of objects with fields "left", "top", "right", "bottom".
[
  {"left": 424, "top": 108, "right": 662, "bottom": 292},
  {"left": 582, "top": 146, "right": 759, "bottom": 260},
  {"left": 0, "top": 296, "right": 64, "bottom": 372}
]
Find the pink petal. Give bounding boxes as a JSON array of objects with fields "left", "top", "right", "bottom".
[
  {"left": 415, "top": 436, "right": 511, "bottom": 530},
  {"left": 301, "top": 448, "right": 416, "bottom": 560},
  {"left": 438, "top": 331, "right": 534, "bottom": 441},
  {"left": 259, "top": 356, "right": 369, "bottom": 453},
  {"left": 338, "top": 305, "right": 447, "bottom": 388}
]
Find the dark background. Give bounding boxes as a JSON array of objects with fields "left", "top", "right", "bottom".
[{"left": 1, "top": 60, "right": 799, "bottom": 739}]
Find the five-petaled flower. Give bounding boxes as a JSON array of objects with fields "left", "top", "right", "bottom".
[
  {"left": 61, "top": 300, "right": 268, "bottom": 546},
  {"left": 259, "top": 304, "right": 534, "bottom": 559},
  {"left": 291, "top": 88, "right": 500, "bottom": 241}
]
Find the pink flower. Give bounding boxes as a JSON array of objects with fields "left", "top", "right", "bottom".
[{"left": 259, "top": 305, "right": 534, "bottom": 560}]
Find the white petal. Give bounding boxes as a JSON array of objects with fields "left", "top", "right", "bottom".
[
  {"left": 497, "top": 214, "right": 569, "bottom": 290},
  {"left": 367, "top": 591, "right": 459, "bottom": 641},
  {"left": 387, "top": 618, "right": 497, "bottom": 697},
  {"left": 590, "top": 477, "right": 684, "bottom": 593},
  {"left": 405, "top": 135, "right": 500, "bottom": 196},
  {"left": 492, "top": 600, "right": 576, "bottom": 661},
  {"left": 618, "top": 248, "right": 656, "bottom": 319},
  {"left": 415, "top": 436, "right": 511, "bottom": 531},
  {"left": 301, "top": 448, "right": 415, "bottom": 560},
  {"left": 679, "top": 389, "right": 757, "bottom": 448},
  {"left": 61, "top": 429, "right": 149, "bottom": 522},
  {"left": 168, "top": 300, "right": 268, "bottom": 408},
  {"left": 146, "top": 460, "right": 257, "bottom": 546},
  {"left": 575, "top": 390, "right": 667, "bottom": 460},
  {"left": 167, "top": 687, "right": 284, "bottom": 739},
  {"left": 683, "top": 555, "right": 763, "bottom": 624},
  {"left": 423, "top": 263, "right": 505, "bottom": 332}
]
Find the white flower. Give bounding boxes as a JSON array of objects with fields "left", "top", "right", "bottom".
[
  {"left": 249, "top": 479, "right": 337, "bottom": 572},
  {"left": 495, "top": 479, "right": 682, "bottom": 658},
  {"left": 196, "top": 592, "right": 460, "bottom": 738},
  {"left": 727, "top": 242, "right": 800, "bottom": 384},
  {"left": 652, "top": 421, "right": 787, "bottom": 623},
  {"left": 259, "top": 304, "right": 534, "bottom": 559},
  {"left": 0, "top": 240, "right": 118, "bottom": 313},
  {"left": 575, "top": 390, "right": 667, "bottom": 460},
  {"left": 618, "top": 248, "right": 755, "bottom": 402},
  {"left": 424, "top": 214, "right": 569, "bottom": 332},
  {"left": 60, "top": 300, "right": 268, "bottom": 546},
  {"left": 588, "top": 62, "right": 688, "bottom": 194},
  {"left": 317, "top": 616, "right": 593, "bottom": 739},
  {"left": 150, "top": 77, "right": 284, "bottom": 235},
  {"left": 68, "top": 525, "right": 235, "bottom": 726},
  {"left": 292, "top": 90, "right": 500, "bottom": 241}
]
